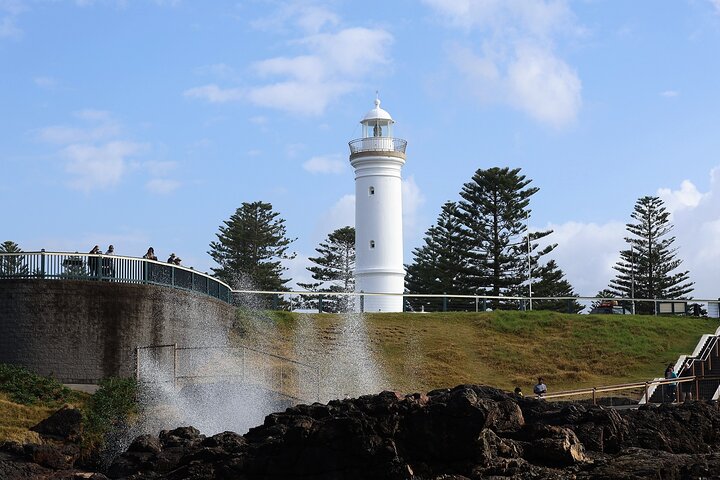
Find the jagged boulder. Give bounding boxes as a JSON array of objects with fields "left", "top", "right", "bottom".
[{"left": 30, "top": 406, "right": 83, "bottom": 442}]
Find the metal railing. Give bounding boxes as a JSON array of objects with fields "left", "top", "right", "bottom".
[
  {"left": 0, "top": 251, "right": 232, "bottom": 304},
  {"left": 136, "top": 343, "right": 320, "bottom": 404},
  {"left": 348, "top": 137, "right": 407, "bottom": 155},
  {"left": 227, "top": 289, "right": 720, "bottom": 317},
  {"left": 544, "top": 375, "right": 720, "bottom": 405}
]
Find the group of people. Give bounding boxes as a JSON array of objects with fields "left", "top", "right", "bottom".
[
  {"left": 664, "top": 362, "right": 693, "bottom": 403},
  {"left": 88, "top": 245, "right": 115, "bottom": 277},
  {"left": 511, "top": 377, "right": 547, "bottom": 399},
  {"left": 141, "top": 247, "right": 182, "bottom": 266}
]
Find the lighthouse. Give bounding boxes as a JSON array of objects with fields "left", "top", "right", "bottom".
[{"left": 349, "top": 97, "right": 407, "bottom": 312}]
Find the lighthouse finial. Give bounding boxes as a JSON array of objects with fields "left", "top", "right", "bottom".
[{"left": 375, "top": 90, "right": 380, "bottom": 108}]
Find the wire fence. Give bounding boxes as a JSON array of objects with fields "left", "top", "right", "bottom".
[{"left": 230, "top": 289, "right": 720, "bottom": 317}]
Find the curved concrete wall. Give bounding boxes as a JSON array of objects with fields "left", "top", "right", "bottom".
[{"left": 0, "top": 280, "right": 236, "bottom": 383}]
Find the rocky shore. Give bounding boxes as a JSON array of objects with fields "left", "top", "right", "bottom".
[{"left": 2, "top": 384, "right": 719, "bottom": 479}]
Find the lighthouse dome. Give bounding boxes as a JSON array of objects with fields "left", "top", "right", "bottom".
[{"left": 361, "top": 98, "right": 394, "bottom": 123}]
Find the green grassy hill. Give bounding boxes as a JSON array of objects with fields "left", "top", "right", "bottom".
[{"left": 235, "top": 310, "right": 718, "bottom": 395}]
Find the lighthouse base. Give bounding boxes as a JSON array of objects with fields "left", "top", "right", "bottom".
[{"left": 355, "top": 271, "right": 404, "bottom": 313}]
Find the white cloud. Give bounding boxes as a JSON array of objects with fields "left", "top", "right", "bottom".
[
  {"left": 38, "top": 110, "right": 180, "bottom": 192},
  {"left": 185, "top": 10, "right": 393, "bottom": 115},
  {"left": 251, "top": 3, "right": 339, "bottom": 34},
  {"left": 322, "top": 194, "right": 355, "bottom": 231},
  {"left": 0, "top": 0, "right": 24, "bottom": 39},
  {"left": 658, "top": 179, "right": 706, "bottom": 214},
  {"left": 425, "top": 0, "right": 583, "bottom": 127},
  {"left": 543, "top": 221, "right": 626, "bottom": 297},
  {"left": 183, "top": 84, "right": 244, "bottom": 103},
  {"left": 37, "top": 110, "right": 120, "bottom": 144},
  {"left": 661, "top": 90, "right": 679, "bottom": 97},
  {"left": 507, "top": 43, "right": 582, "bottom": 126},
  {"left": 402, "top": 176, "right": 426, "bottom": 241},
  {"left": 544, "top": 168, "right": 720, "bottom": 300},
  {"left": 145, "top": 178, "right": 181, "bottom": 194},
  {"left": 143, "top": 160, "right": 177, "bottom": 176},
  {"left": 711, "top": 0, "right": 720, "bottom": 14},
  {"left": 34, "top": 76, "right": 58, "bottom": 89},
  {"left": 63, "top": 141, "right": 145, "bottom": 191},
  {"left": 303, "top": 154, "right": 345, "bottom": 174}
]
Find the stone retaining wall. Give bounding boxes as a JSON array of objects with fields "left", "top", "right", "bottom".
[{"left": 0, "top": 280, "right": 236, "bottom": 383}]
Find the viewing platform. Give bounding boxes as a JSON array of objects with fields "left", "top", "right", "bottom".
[
  {"left": 348, "top": 137, "right": 407, "bottom": 160},
  {"left": 0, "top": 251, "right": 232, "bottom": 304}
]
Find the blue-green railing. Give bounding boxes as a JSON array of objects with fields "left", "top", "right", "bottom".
[{"left": 0, "top": 251, "right": 232, "bottom": 303}]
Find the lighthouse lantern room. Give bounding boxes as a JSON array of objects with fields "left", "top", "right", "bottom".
[{"left": 348, "top": 97, "right": 407, "bottom": 312}]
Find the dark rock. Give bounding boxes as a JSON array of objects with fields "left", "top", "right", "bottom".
[
  {"left": 26, "top": 443, "right": 79, "bottom": 470},
  {"left": 200, "top": 431, "right": 247, "bottom": 453},
  {"left": 30, "top": 406, "right": 83, "bottom": 441},
  {"left": 127, "top": 434, "right": 162, "bottom": 455},
  {"left": 159, "top": 426, "right": 204, "bottom": 448}
]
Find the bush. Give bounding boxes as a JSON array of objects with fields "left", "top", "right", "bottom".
[
  {"left": 0, "top": 363, "right": 72, "bottom": 406},
  {"left": 82, "top": 377, "right": 137, "bottom": 450}
]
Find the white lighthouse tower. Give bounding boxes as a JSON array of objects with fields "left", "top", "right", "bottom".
[{"left": 349, "top": 97, "right": 407, "bottom": 312}]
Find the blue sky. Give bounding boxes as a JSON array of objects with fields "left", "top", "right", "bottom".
[{"left": 2, "top": 0, "right": 720, "bottom": 298}]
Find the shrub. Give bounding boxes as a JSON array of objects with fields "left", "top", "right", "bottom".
[
  {"left": 0, "top": 363, "right": 72, "bottom": 406},
  {"left": 82, "top": 377, "right": 138, "bottom": 450}
]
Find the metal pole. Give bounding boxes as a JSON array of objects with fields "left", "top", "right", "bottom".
[
  {"left": 644, "top": 382, "right": 649, "bottom": 404},
  {"left": 631, "top": 245, "right": 636, "bottom": 315},
  {"left": 135, "top": 346, "right": 140, "bottom": 381},
  {"left": 527, "top": 212, "right": 532, "bottom": 310},
  {"left": 173, "top": 343, "right": 178, "bottom": 388},
  {"left": 475, "top": 296, "right": 479, "bottom": 312}
]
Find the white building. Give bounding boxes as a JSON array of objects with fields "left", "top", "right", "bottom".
[{"left": 349, "top": 98, "right": 407, "bottom": 312}]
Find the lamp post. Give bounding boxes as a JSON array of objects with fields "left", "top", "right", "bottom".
[
  {"left": 631, "top": 244, "right": 636, "bottom": 315},
  {"left": 527, "top": 211, "right": 532, "bottom": 311}
]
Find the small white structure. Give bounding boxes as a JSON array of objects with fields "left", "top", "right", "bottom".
[{"left": 349, "top": 97, "right": 407, "bottom": 312}]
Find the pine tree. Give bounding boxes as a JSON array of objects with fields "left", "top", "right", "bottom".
[
  {"left": 298, "top": 226, "right": 355, "bottom": 313},
  {"left": 531, "top": 260, "right": 583, "bottom": 313},
  {"left": 455, "top": 167, "right": 554, "bottom": 308},
  {"left": 0, "top": 241, "right": 29, "bottom": 277},
  {"left": 208, "top": 201, "right": 296, "bottom": 293},
  {"left": 608, "top": 196, "right": 693, "bottom": 314},
  {"left": 405, "top": 201, "right": 472, "bottom": 311}
]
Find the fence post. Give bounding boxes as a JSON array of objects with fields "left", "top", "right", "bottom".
[
  {"left": 316, "top": 366, "right": 321, "bottom": 402},
  {"left": 360, "top": 291, "right": 365, "bottom": 313},
  {"left": 173, "top": 343, "right": 178, "bottom": 388},
  {"left": 318, "top": 295, "right": 323, "bottom": 313},
  {"left": 171, "top": 265, "right": 175, "bottom": 287},
  {"left": 40, "top": 249, "right": 46, "bottom": 278},
  {"left": 644, "top": 382, "right": 649, "bottom": 404},
  {"left": 475, "top": 297, "right": 479, "bottom": 312},
  {"left": 272, "top": 294, "right": 279, "bottom": 310},
  {"left": 695, "top": 377, "right": 700, "bottom": 400}
]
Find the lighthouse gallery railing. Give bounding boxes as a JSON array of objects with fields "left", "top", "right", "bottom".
[
  {"left": 348, "top": 137, "right": 407, "bottom": 155},
  {"left": 0, "top": 251, "right": 232, "bottom": 303}
]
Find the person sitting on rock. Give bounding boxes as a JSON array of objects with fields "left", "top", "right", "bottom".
[{"left": 533, "top": 377, "right": 547, "bottom": 397}]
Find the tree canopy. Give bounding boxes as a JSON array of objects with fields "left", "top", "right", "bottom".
[
  {"left": 208, "top": 201, "right": 296, "bottom": 292},
  {"left": 298, "top": 226, "right": 355, "bottom": 312},
  {"left": 608, "top": 195, "right": 693, "bottom": 314}
]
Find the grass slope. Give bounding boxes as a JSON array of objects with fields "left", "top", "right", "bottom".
[{"left": 236, "top": 310, "right": 718, "bottom": 395}]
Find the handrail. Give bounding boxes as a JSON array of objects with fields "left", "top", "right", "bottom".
[
  {"left": 0, "top": 251, "right": 233, "bottom": 304},
  {"left": 543, "top": 375, "right": 720, "bottom": 404},
  {"left": 348, "top": 137, "right": 407, "bottom": 155}
]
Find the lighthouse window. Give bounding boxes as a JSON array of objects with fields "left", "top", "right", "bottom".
[
  {"left": 369, "top": 240, "right": 375, "bottom": 249},
  {"left": 369, "top": 186, "right": 375, "bottom": 196}
]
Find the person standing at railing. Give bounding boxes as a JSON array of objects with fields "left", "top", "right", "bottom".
[
  {"left": 143, "top": 247, "right": 157, "bottom": 261},
  {"left": 88, "top": 245, "right": 101, "bottom": 277},
  {"left": 664, "top": 364, "right": 678, "bottom": 403},
  {"left": 680, "top": 359, "right": 694, "bottom": 402},
  {"left": 102, "top": 245, "right": 115, "bottom": 279},
  {"left": 167, "top": 253, "right": 176, "bottom": 264}
]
